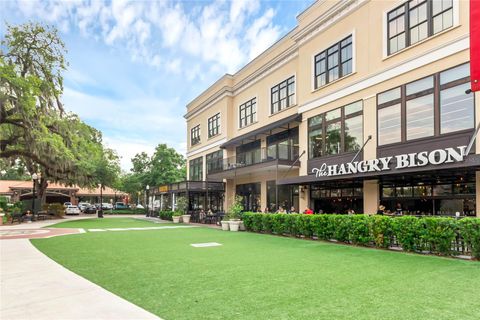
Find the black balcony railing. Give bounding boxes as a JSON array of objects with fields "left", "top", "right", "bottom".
[{"left": 207, "top": 145, "right": 299, "bottom": 175}]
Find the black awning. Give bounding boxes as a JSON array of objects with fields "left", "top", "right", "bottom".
[
  {"left": 278, "top": 154, "right": 480, "bottom": 185},
  {"left": 220, "top": 113, "right": 302, "bottom": 149}
]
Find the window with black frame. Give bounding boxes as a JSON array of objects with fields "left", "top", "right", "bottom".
[
  {"left": 189, "top": 157, "right": 203, "bottom": 181},
  {"left": 206, "top": 150, "right": 223, "bottom": 174},
  {"left": 239, "top": 98, "right": 257, "bottom": 128},
  {"left": 271, "top": 76, "right": 295, "bottom": 114},
  {"left": 308, "top": 101, "right": 363, "bottom": 159},
  {"left": 191, "top": 125, "right": 201, "bottom": 146},
  {"left": 266, "top": 128, "right": 299, "bottom": 161},
  {"left": 377, "top": 63, "right": 473, "bottom": 146},
  {"left": 208, "top": 113, "right": 220, "bottom": 138},
  {"left": 236, "top": 140, "right": 261, "bottom": 166},
  {"left": 387, "top": 0, "right": 454, "bottom": 55},
  {"left": 314, "top": 35, "right": 352, "bottom": 89}
]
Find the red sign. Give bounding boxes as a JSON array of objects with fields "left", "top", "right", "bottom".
[{"left": 471, "top": 0, "right": 480, "bottom": 91}]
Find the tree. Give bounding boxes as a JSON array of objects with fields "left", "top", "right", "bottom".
[
  {"left": 92, "top": 148, "right": 121, "bottom": 218},
  {"left": 0, "top": 159, "right": 30, "bottom": 180},
  {"left": 1, "top": 22, "right": 108, "bottom": 205}
]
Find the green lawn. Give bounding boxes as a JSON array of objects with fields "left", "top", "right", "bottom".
[
  {"left": 49, "top": 217, "right": 172, "bottom": 229},
  {"left": 33, "top": 219, "right": 480, "bottom": 320}
]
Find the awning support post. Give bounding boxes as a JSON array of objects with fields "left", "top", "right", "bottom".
[
  {"left": 351, "top": 135, "right": 372, "bottom": 164},
  {"left": 465, "top": 122, "right": 480, "bottom": 156}
]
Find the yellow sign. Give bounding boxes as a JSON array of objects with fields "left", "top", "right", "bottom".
[{"left": 159, "top": 185, "right": 169, "bottom": 193}]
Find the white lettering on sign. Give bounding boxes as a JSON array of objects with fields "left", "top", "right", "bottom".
[{"left": 311, "top": 146, "right": 467, "bottom": 178}]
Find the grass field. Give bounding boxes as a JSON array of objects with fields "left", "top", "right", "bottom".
[
  {"left": 48, "top": 217, "right": 172, "bottom": 229},
  {"left": 33, "top": 218, "right": 480, "bottom": 320}
]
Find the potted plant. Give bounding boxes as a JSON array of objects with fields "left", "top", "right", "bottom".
[
  {"left": 227, "top": 195, "right": 244, "bottom": 232},
  {"left": 176, "top": 196, "right": 190, "bottom": 223},
  {"left": 172, "top": 210, "right": 182, "bottom": 223}
]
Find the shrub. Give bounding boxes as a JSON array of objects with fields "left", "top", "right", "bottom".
[
  {"left": 332, "top": 215, "right": 351, "bottom": 243},
  {"left": 459, "top": 218, "right": 480, "bottom": 259},
  {"left": 421, "top": 218, "right": 457, "bottom": 255},
  {"left": 159, "top": 211, "right": 173, "bottom": 221},
  {"left": 392, "top": 216, "right": 423, "bottom": 252},
  {"left": 370, "top": 215, "right": 394, "bottom": 248},
  {"left": 272, "top": 214, "right": 287, "bottom": 234},
  {"left": 350, "top": 215, "right": 373, "bottom": 245},
  {"left": 241, "top": 212, "right": 479, "bottom": 259},
  {"left": 48, "top": 203, "right": 64, "bottom": 217},
  {"left": 297, "top": 215, "right": 314, "bottom": 238}
]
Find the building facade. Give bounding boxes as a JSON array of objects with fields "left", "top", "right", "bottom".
[{"left": 185, "top": 0, "right": 480, "bottom": 217}]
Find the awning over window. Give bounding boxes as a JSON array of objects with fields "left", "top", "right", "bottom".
[{"left": 220, "top": 114, "right": 302, "bottom": 149}]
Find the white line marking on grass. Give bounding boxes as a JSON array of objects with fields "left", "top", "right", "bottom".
[
  {"left": 78, "top": 228, "right": 86, "bottom": 233},
  {"left": 190, "top": 242, "right": 222, "bottom": 248},
  {"left": 87, "top": 226, "right": 197, "bottom": 232}
]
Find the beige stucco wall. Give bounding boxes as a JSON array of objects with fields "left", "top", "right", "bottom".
[{"left": 185, "top": 0, "right": 475, "bottom": 215}]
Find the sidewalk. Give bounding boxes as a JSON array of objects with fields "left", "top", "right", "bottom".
[{"left": 0, "top": 218, "right": 161, "bottom": 320}]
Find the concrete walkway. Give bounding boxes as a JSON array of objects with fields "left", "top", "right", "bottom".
[{"left": 0, "top": 217, "right": 161, "bottom": 320}]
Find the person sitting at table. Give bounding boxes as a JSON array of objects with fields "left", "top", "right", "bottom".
[{"left": 199, "top": 209, "right": 206, "bottom": 223}]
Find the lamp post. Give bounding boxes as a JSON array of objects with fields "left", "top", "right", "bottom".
[
  {"left": 32, "top": 173, "right": 38, "bottom": 221},
  {"left": 146, "top": 185, "right": 150, "bottom": 217}
]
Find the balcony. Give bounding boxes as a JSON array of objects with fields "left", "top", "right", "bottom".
[{"left": 207, "top": 145, "right": 300, "bottom": 179}]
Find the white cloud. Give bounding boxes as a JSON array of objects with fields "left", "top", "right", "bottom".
[{"left": 9, "top": 0, "right": 284, "bottom": 77}]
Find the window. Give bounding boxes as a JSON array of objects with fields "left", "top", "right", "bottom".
[
  {"left": 239, "top": 98, "right": 257, "bottom": 128},
  {"left": 208, "top": 113, "right": 220, "bottom": 138},
  {"left": 271, "top": 76, "right": 295, "bottom": 114},
  {"left": 266, "top": 128, "right": 299, "bottom": 161},
  {"left": 189, "top": 157, "right": 203, "bottom": 181},
  {"left": 206, "top": 150, "right": 223, "bottom": 174},
  {"left": 308, "top": 101, "right": 363, "bottom": 159},
  {"left": 377, "top": 63, "right": 473, "bottom": 146},
  {"left": 314, "top": 35, "right": 352, "bottom": 89},
  {"left": 387, "top": 0, "right": 454, "bottom": 55},
  {"left": 440, "top": 64, "right": 474, "bottom": 134},
  {"left": 191, "top": 125, "right": 200, "bottom": 146}
]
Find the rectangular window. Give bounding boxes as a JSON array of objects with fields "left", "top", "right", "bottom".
[
  {"left": 377, "top": 63, "right": 473, "bottom": 146},
  {"left": 190, "top": 125, "right": 200, "bottom": 146},
  {"left": 314, "top": 35, "right": 353, "bottom": 89},
  {"left": 387, "top": 0, "right": 454, "bottom": 55},
  {"left": 308, "top": 101, "right": 363, "bottom": 159},
  {"left": 206, "top": 150, "right": 223, "bottom": 174},
  {"left": 208, "top": 113, "right": 220, "bottom": 138},
  {"left": 189, "top": 157, "right": 203, "bottom": 181},
  {"left": 271, "top": 76, "right": 295, "bottom": 114},
  {"left": 239, "top": 98, "right": 257, "bottom": 128}
]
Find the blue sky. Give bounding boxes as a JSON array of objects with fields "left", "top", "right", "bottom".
[{"left": 1, "top": 0, "right": 313, "bottom": 171}]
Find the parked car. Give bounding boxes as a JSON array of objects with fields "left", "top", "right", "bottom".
[
  {"left": 114, "top": 202, "right": 129, "bottom": 210},
  {"left": 65, "top": 205, "right": 81, "bottom": 215},
  {"left": 102, "top": 203, "right": 113, "bottom": 210},
  {"left": 84, "top": 205, "right": 97, "bottom": 214},
  {"left": 136, "top": 204, "right": 145, "bottom": 209},
  {"left": 63, "top": 202, "right": 72, "bottom": 207},
  {"left": 78, "top": 202, "right": 90, "bottom": 212}
]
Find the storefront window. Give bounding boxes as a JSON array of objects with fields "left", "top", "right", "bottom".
[
  {"left": 406, "top": 94, "right": 434, "bottom": 140},
  {"left": 413, "top": 185, "right": 432, "bottom": 197},
  {"left": 308, "top": 101, "right": 363, "bottom": 159},
  {"left": 267, "top": 180, "right": 299, "bottom": 212},
  {"left": 453, "top": 183, "right": 475, "bottom": 195},
  {"left": 382, "top": 187, "right": 395, "bottom": 198},
  {"left": 433, "top": 184, "right": 452, "bottom": 196}
]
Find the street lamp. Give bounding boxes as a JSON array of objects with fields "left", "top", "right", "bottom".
[
  {"left": 146, "top": 185, "right": 150, "bottom": 217},
  {"left": 32, "top": 173, "right": 39, "bottom": 221}
]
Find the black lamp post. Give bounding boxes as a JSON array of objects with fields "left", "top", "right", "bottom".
[
  {"left": 146, "top": 185, "right": 150, "bottom": 217},
  {"left": 32, "top": 173, "right": 38, "bottom": 221}
]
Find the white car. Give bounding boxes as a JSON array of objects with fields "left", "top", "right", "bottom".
[
  {"left": 63, "top": 202, "right": 72, "bottom": 207},
  {"left": 102, "top": 203, "right": 113, "bottom": 210},
  {"left": 78, "top": 202, "right": 90, "bottom": 211},
  {"left": 65, "top": 205, "right": 81, "bottom": 215},
  {"left": 136, "top": 204, "right": 145, "bottom": 209}
]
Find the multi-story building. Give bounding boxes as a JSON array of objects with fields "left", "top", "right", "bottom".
[{"left": 184, "top": 0, "right": 480, "bottom": 217}]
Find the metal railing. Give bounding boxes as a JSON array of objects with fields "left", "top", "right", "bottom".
[{"left": 207, "top": 145, "right": 299, "bottom": 174}]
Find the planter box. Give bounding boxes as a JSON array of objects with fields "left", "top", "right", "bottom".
[
  {"left": 221, "top": 221, "right": 230, "bottom": 231},
  {"left": 182, "top": 215, "right": 191, "bottom": 223},
  {"left": 172, "top": 216, "right": 181, "bottom": 223},
  {"left": 239, "top": 221, "right": 246, "bottom": 231},
  {"left": 229, "top": 220, "right": 240, "bottom": 232}
]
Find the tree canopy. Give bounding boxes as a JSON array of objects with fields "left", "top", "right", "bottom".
[{"left": 0, "top": 22, "right": 118, "bottom": 202}]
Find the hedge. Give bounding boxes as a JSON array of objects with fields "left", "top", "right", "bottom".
[
  {"left": 159, "top": 211, "right": 174, "bottom": 221},
  {"left": 242, "top": 213, "right": 480, "bottom": 259}
]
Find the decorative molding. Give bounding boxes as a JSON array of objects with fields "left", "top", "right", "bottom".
[
  {"left": 299, "top": 35, "right": 469, "bottom": 114},
  {"left": 187, "top": 137, "right": 227, "bottom": 158}
]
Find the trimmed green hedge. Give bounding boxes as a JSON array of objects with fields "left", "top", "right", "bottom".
[
  {"left": 159, "top": 211, "right": 174, "bottom": 221},
  {"left": 243, "top": 213, "right": 480, "bottom": 259}
]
